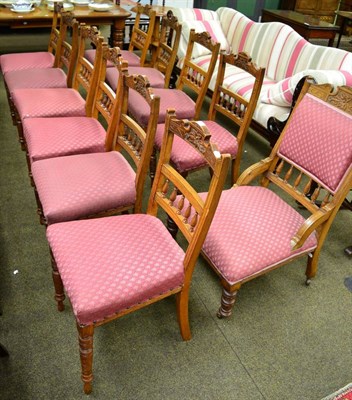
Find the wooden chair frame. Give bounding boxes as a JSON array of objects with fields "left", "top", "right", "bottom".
[
  {"left": 150, "top": 10, "right": 182, "bottom": 88},
  {"left": 207, "top": 80, "right": 352, "bottom": 318},
  {"left": 128, "top": 3, "right": 157, "bottom": 67},
  {"left": 49, "top": 110, "right": 230, "bottom": 393}
]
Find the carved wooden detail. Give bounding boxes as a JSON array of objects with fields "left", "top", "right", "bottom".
[
  {"left": 169, "top": 118, "right": 220, "bottom": 170},
  {"left": 126, "top": 74, "right": 152, "bottom": 102}
]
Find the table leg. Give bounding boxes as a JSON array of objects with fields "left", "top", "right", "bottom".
[
  {"left": 110, "top": 18, "right": 125, "bottom": 48},
  {"left": 336, "top": 17, "right": 347, "bottom": 48}
]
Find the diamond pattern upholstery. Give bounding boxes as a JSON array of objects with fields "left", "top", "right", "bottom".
[
  {"left": 5, "top": 68, "right": 67, "bottom": 93},
  {"left": 46, "top": 214, "right": 185, "bottom": 325},
  {"left": 128, "top": 88, "right": 196, "bottom": 126},
  {"left": 12, "top": 88, "right": 86, "bottom": 120},
  {"left": 24, "top": 117, "right": 106, "bottom": 164},
  {"left": 106, "top": 66, "right": 166, "bottom": 91},
  {"left": 85, "top": 49, "right": 141, "bottom": 68},
  {"left": 0, "top": 52, "right": 55, "bottom": 75},
  {"left": 202, "top": 187, "right": 317, "bottom": 284},
  {"left": 154, "top": 120, "right": 238, "bottom": 173},
  {"left": 32, "top": 152, "right": 136, "bottom": 225},
  {"left": 278, "top": 94, "right": 352, "bottom": 193}
]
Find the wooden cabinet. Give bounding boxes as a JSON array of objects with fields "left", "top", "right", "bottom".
[{"left": 280, "top": 0, "right": 340, "bottom": 22}]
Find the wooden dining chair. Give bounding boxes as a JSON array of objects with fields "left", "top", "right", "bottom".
[
  {"left": 105, "top": 10, "right": 182, "bottom": 90},
  {"left": 128, "top": 29, "right": 221, "bottom": 128},
  {"left": 172, "top": 80, "right": 352, "bottom": 319},
  {"left": 23, "top": 46, "right": 127, "bottom": 185},
  {"left": 11, "top": 24, "right": 105, "bottom": 150},
  {"left": 31, "top": 72, "right": 159, "bottom": 226},
  {"left": 154, "top": 52, "right": 265, "bottom": 186},
  {"left": 0, "top": 2, "right": 62, "bottom": 75},
  {"left": 85, "top": 3, "right": 157, "bottom": 68},
  {"left": 4, "top": 12, "right": 80, "bottom": 126},
  {"left": 45, "top": 110, "right": 231, "bottom": 394}
]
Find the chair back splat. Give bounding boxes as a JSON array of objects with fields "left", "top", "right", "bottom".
[
  {"left": 128, "top": 3, "right": 157, "bottom": 66},
  {"left": 177, "top": 29, "right": 220, "bottom": 119},
  {"left": 152, "top": 10, "right": 182, "bottom": 88},
  {"left": 56, "top": 12, "right": 80, "bottom": 88},
  {"left": 113, "top": 73, "right": 160, "bottom": 212},
  {"left": 209, "top": 51, "right": 265, "bottom": 183},
  {"left": 200, "top": 79, "right": 352, "bottom": 319},
  {"left": 73, "top": 24, "right": 105, "bottom": 116},
  {"left": 46, "top": 110, "right": 230, "bottom": 394}
]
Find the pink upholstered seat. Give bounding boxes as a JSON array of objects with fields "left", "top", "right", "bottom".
[
  {"left": 5, "top": 68, "right": 67, "bottom": 93},
  {"left": 32, "top": 152, "right": 136, "bottom": 225},
  {"left": 202, "top": 187, "right": 317, "bottom": 284},
  {"left": 0, "top": 52, "right": 55, "bottom": 76},
  {"left": 154, "top": 120, "right": 238, "bottom": 173},
  {"left": 46, "top": 214, "right": 185, "bottom": 325},
  {"left": 128, "top": 87, "right": 196, "bottom": 126},
  {"left": 105, "top": 65, "right": 166, "bottom": 91},
  {"left": 12, "top": 88, "right": 86, "bottom": 120},
  {"left": 24, "top": 117, "right": 106, "bottom": 164}
]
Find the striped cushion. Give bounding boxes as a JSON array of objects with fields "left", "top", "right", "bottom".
[
  {"left": 261, "top": 70, "right": 352, "bottom": 107},
  {"left": 178, "top": 20, "right": 230, "bottom": 60},
  {"left": 172, "top": 7, "right": 219, "bottom": 23}
]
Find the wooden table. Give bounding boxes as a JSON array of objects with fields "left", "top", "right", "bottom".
[
  {"left": 261, "top": 9, "right": 340, "bottom": 47},
  {"left": 335, "top": 10, "right": 352, "bottom": 47},
  {"left": 0, "top": 3, "right": 131, "bottom": 48}
]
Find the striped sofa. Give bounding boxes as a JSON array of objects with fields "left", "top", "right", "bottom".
[{"left": 172, "top": 7, "right": 352, "bottom": 142}]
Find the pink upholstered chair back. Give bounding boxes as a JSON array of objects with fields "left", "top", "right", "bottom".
[{"left": 278, "top": 87, "right": 352, "bottom": 195}]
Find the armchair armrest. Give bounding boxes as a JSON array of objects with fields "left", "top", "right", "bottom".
[{"left": 236, "top": 157, "right": 272, "bottom": 186}]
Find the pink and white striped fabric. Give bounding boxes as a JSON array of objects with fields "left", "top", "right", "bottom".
[{"left": 174, "top": 7, "right": 352, "bottom": 129}]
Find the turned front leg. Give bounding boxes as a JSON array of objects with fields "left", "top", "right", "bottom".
[{"left": 77, "top": 324, "right": 94, "bottom": 395}]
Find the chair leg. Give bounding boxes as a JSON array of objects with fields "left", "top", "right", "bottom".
[
  {"left": 217, "top": 285, "right": 240, "bottom": 319},
  {"left": 50, "top": 250, "right": 65, "bottom": 311},
  {"left": 77, "top": 323, "right": 94, "bottom": 395},
  {"left": 167, "top": 214, "right": 179, "bottom": 239},
  {"left": 15, "top": 115, "right": 26, "bottom": 151},
  {"left": 149, "top": 147, "right": 157, "bottom": 185},
  {"left": 176, "top": 287, "right": 191, "bottom": 341},
  {"left": 305, "top": 251, "right": 319, "bottom": 286},
  {"left": 0, "top": 343, "right": 9, "bottom": 357},
  {"left": 33, "top": 186, "right": 46, "bottom": 225}
]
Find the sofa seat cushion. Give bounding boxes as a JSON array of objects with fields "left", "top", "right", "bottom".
[
  {"left": 128, "top": 88, "right": 196, "bottom": 126},
  {"left": 32, "top": 152, "right": 136, "bottom": 225},
  {"left": 0, "top": 52, "right": 55, "bottom": 75},
  {"left": 154, "top": 120, "right": 238, "bottom": 173},
  {"left": 24, "top": 117, "right": 106, "bottom": 164},
  {"left": 202, "top": 187, "right": 318, "bottom": 284},
  {"left": 5, "top": 68, "right": 67, "bottom": 93},
  {"left": 12, "top": 88, "right": 86, "bottom": 120},
  {"left": 46, "top": 214, "right": 185, "bottom": 325}
]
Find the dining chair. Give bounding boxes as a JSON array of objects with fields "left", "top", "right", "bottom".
[
  {"left": 105, "top": 10, "right": 182, "bottom": 90},
  {"left": 45, "top": 110, "right": 231, "bottom": 394},
  {"left": 0, "top": 3, "right": 62, "bottom": 75},
  {"left": 11, "top": 24, "right": 105, "bottom": 150},
  {"left": 127, "top": 29, "right": 221, "bottom": 128},
  {"left": 85, "top": 3, "right": 157, "bottom": 68},
  {"left": 31, "top": 72, "right": 159, "bottom": 226},
  {"left": 4, "top": 12, "right": 80, "bottom": 126},
  {"left": 23, "top": 46, "right": 128, "bottom": 184},
  {"left": 154, "top": 51, "right": 265, "bottom": 186},
  {"left": 173, "top": 80, "right": 352, "bottom": 319}
]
